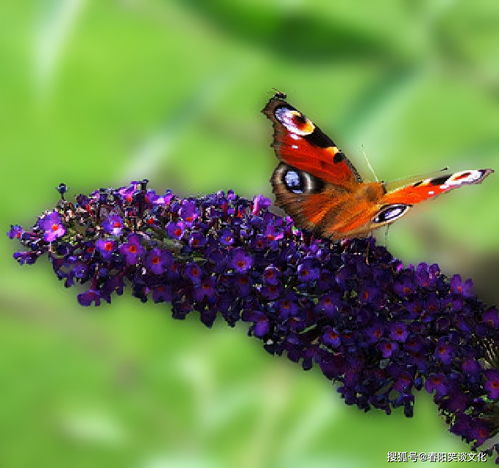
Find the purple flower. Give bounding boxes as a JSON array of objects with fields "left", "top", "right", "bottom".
[
  {"left": 276, "top": 295, "right": 298, "bottom": 319},
  {"left": 179, "top": 200, "right": 199, "bottom": 226},
  {"left": 7, "top": 225, "right": 24, "bottom": 239},
  {"left": 482, "top": 308, "right": 498, "bottom": 328},
  {"left": 38, "top": 211, "right": 66, "bottom": 242},
  {"left": 145, "top": 248, "right": 169, "bottom": 275},
  {"left": 251, "top": 194, "right": 271, "bottom": 215},
  {"left": 189, "top": 231, "right": 207, "bottom": 249},
  {"left": 152, "top": 284, "right": 172, "bottom": 303},
  {"left": 393, "top": 274, "right": 416, "bottom": 297},
  {"left": 322, "top": 326, "right": 341, "bottom": 348},
  {"left": 434, "top": 339, "right": 454, "bottom": 365},
  {"left": 259, "top": 284, "right": 282, "bottom": 300},
  {"left": 389, "top": 323, "right": 408, "bottom": 342},
  {"left": 365, "top": 323, "right": 384, "bottom": 343},
  {"left": 102, "top": 214, "right": 124, "bottom": 235},
  {"left": 119, "top": 234, "right": 144, "bottom": 265},
  {"left": 425, "top": 373, "right": 448, "bottom": 396},
  {"left": 484, "top": 370, "right": 499, "bottom": 400},
  {"left": 184, "top": 262, "right": 202, "bottom": 284},
  {"left": 316, "top": 293, "right": 340, "bottom": 317},
  {"left": 243, "top": 310, "right": 270, "bottom": 337},
  {"left": 262, "top": 266, "right": 281, "bottom": 285},
  {"left": 450, "top": 274, "right": 474, "bottom": 298},
  {"left": 297, "top": 259, "right": 319, "bottom": 282},
  {"left": 219, "top": 228, "right": 235, "bottom": 246},
  {"left": 193, "top": 276, "right": 216, "bottom": 302},
  {"left": 8, "top": 180, "right": 499, "bottom": 462},
  {"left": 231, "top": 248, "right": 253, "bottom": 273},
  {"left": 96, "top": 238, "right": 116, "bottom": 260},
  {"left": 77, "top": 288, "right": 102, "bottom": 306},
  {"left": 378, "top": 340, "right": 399, "bottom": 358},
  {"left": 166, "top": 221, "right": 185, "bottom": 240}
]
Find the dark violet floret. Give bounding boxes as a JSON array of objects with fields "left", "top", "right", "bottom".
[
  {"left": 262, "top": 265, "right": 281, "bottom": 285},
  {"left": 484, "top": 370, "right": 499, "bottom": 400},
  {"left": 166, "top": 221, "right": 185, "bottom": 240},
  {"left": 145, "top": 248, "right": 169, "bottom": 275},
  {"left": 38, "top": 211, "right": 66, "bottom": 242},
  {"left": 96, "top": 238, "right": 116, "bottom": 260},
  {"left": 8, "top": 180, "right": 499, "bottom": 462},
  {"left": 219, "top": 228, "right": 235, "bottom": 246},
  {"left": 425, "top": 373, "right": 448, "bottom": 396},
  {"left": 102, "top": 214, "right": 124, "bottom": 236},
  {"left": 184, "top": 262, "right": 202, "bottom": 284},
  {"left": 120, "top": 233, "right": 144, "bottom": 265},
  {"left": 7, "top": 225, "right": 24, "bottom": 239},
  {"left": 231, "top": 248, "right": 253, "bottom": 273}
]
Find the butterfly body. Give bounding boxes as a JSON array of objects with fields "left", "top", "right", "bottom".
[{"left": 263, "top": 92, "right": 493, "bottom": 241}]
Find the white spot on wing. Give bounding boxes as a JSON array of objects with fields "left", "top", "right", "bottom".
[
  {"left": 440, "top": 170, "right": 483, "bottom": 189},
  {"left": 274, "top": 107, "right": 313, "bottom": 135}
]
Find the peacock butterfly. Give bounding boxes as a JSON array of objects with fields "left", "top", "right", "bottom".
[{"left": 262, "top": 92, "right": 494, "bottom": 241}]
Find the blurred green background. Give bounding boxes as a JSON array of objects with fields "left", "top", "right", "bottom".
[{"left": 1, "top": 1, "right": 498, "bottom": 467}]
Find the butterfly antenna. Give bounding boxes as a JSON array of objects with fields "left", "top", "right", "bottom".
[{"left": 361, "top": 145, "right": 379, "bottom": 182}]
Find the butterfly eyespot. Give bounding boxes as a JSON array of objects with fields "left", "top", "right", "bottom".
[
  {"left": 373, "top": 204, "right": 410, "bottom": 224},
  {"left": 274, "top": 107, "right": 315, "bottom": 135},
  {"left": 283, "top": 170, "right": 305, "bottom": 194}
]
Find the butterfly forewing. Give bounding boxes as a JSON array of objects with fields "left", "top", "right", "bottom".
[{"left": 263, "top": 94, "right": 362, "bottom": 188}]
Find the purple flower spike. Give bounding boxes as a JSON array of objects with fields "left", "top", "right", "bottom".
[
  {"left": 8, "top": 180, "right": 499, "bottom": 462},
  {"left": 38, "top": 211, "right": 66, "bottom": 242}
]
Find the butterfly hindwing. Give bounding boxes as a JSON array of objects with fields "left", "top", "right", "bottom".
[{"left": 271, "top": 163, "right": 386, "bottom": 240}]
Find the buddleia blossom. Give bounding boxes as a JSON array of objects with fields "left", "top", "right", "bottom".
[{"left": 8, "top": 180, "right": 499, "bottom": 461}]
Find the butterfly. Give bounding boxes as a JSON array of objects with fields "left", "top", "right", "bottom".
[{"left": 262, "top": 92, "right": 494, "bottom": 241}]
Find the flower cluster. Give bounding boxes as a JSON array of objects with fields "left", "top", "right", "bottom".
[{"left": 8, "top": 181, "right": 499, "bottom": 460}]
